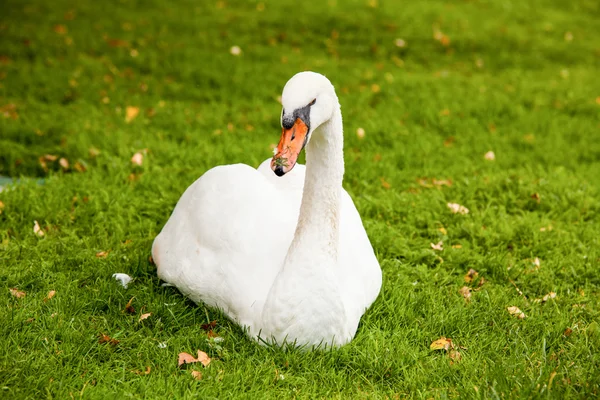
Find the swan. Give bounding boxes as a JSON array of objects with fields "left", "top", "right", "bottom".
[{"left": 152, "top": 71, "right": 382, "bottom": 347}]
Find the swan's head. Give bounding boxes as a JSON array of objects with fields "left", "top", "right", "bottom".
[{"left": 271, "top": 71, "right": 338, "bottom": 176}]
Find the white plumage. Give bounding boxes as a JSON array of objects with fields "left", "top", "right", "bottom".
[{"left": 152, "top": 72, "right": 382, "bottom": 347}]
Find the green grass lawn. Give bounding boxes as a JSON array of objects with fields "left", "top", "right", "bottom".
[{"left": 1, "top": 0, "right": 599, "bottom": 398}]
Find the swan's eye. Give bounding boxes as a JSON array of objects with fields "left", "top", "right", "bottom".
[{"left": 308, "top": 98, "right": 316, "bottom": 106}]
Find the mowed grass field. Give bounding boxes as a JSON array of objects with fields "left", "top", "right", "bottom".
[{"left": 1, "top": 0, "right": 599, "bottom": 398}]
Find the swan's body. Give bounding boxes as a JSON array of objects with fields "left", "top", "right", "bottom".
[{"left": 152, "top": 72, "right": 382, "bottom": 347}]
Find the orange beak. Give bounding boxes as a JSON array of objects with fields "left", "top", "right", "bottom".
[{"left": 271, "top": 118, "right": 309, "bottom": 176}]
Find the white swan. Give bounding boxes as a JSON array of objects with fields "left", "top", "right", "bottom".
[{"left": 152, "top": 71, "right": 382, "bottom": 347}]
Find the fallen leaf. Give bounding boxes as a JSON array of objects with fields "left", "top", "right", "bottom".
[
  {"left": 459, "top": 286, "right": 471, "bottom": 302},
  {"left": 125, "top": 106, "right": 140, "bottom": 123},
  {"left": 73, "top": 161, "right": 87, "bottom": 172},
  {"left": 124, "top": 297, "right": 135, "bottom": 314},
  {"left": 53, "top": 24, "right": 67, "bottom": 34},
  {"left": 380, "top": 177, "right": 391, "bottom": 189},
  {"left": 59, "top": 158, "right": 69, "bottom": 170},
  {"left": 533, "top": 257, "right": 541, "bottom": 268},
  {"left": 201, "top": 320, "right": 217, "bottom": 331},
  {"left": 507, "top": 306, "right": 526, "bottom": 319},
  {"left": 452, "top": 244, "right": 462, "bottom": 249},
  {"left": 10, "top": 288, "right": 26, "bottom": 298},
  {"left": 432, "top": 179, "right": 452, "bottom": 187},
  {"left": 96, "top": 251, "right": 109, "bottom": 258},
  {"left": 178, "top": 350, "right": 211, "bottom": 367},
  {"left": 438, "top": 227, "right": 447, "bottom": 235},
  {"left": 191, "top": 370, "right": 202, "bottom": 380},
  {"left": 33, "top": 220, "right": 45, "bottom": 237},
  {"left": 89, "top": 147, "right": 100, "bottom": 157},
  {"left": 447, "top": 203, "right": 469, "bottom": 215},
  {"left": 0, "top": 200, "right": 4, "bottom": 214},
  {"left": 131, "top": 152, "right": 144, "bottom": 166},
  {"left": 464, "top": 269, "right": 479, "bottom": 283},
  {"left": 478, "top": 277, "right": 487, "bottom": 287},
  {"left": 112, "top": 273, "right": 132, "bottom": 288},
  {"left": 563, "top": 327, "right": 573, "bottom": 337},
  {"left": 531, "top": 193, "right": 541, "bottom": 203},
  {"left": 230, "top": 45, "right": 242, "bottom": 56},
  {"left": 542, "top": 292, "right": 557, "bottom": 302},
  {"left": 45, "top": 290, "right": 56, "bottom": 301},
  {"left": 139, "top": 312, "right": 152, "bottom": 322},
  {"left": 449, "top": 349, "right": 462, "bottom": 363},
  {"left": 430, "top": 241, "right": 443, "bottom": 251},
  {"left": 484, "top": 151, "right": 495, "bottom": 161},
  {"left": 98, "top": 334, "right": 119, "bottom": 346},
  {"left": 430, "top": 337, "right": 453, "bottom": 351},
  {"left": 133, "top": 366, "right": 151, "bottom": 375},
  {"left": 394, "top": 38, "right": 406, "bottom": 48},
  {"left": 356, "top": 127, "right": 365, "bottom": 139}
]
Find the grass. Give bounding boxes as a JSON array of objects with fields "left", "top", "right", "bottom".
[{"left": 1, "top": 0, "right": 599, "bottom": 398}]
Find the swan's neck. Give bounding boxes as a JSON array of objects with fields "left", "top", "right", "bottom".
[{"left": 286, "top": 105, "right": 344, "bottom": 264}]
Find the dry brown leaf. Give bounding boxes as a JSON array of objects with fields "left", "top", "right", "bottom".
[
  {"left": 124, "top": 297, "right": 135, "bottom": 314},
  {"left": 430, "top": 337, "right": 453, "bottom": 351},
  {"left": 563, "top": 327, "right": 573, "bottom": 337},
  {"left": 125, "top": 106, "right": 140, "bottom": 123},
  {"left": 133, "top": 366, "right": 151, "bottom": 375},
  {"left": 430, "top": 241, "right": 443, "bottom": 251},
  {"left": 201, "top": 320, "right": 217, "bottom": 331},
  {"left": 89, "top": 147, "right": 100, "bottom": 157},
  {"left": 96, "top": 250, "right": 108, "bottom": 258},
  {"left": 191, "top": 370, "right": 202, "bottom": 380},
  {"left": 178, "top": 350, "right": 211, "bottom": 367},
  {"left": 507, "top": 306, "right": 526, "bottom": 319},
  {"left": 464, "top": 269, "right": 479, "bottom": 283},
  {"left": 10, "top": 288, "right": 26, "bottom": 298},
  {"left": 59, "top": 158, "right": 69, "bottom": 170},
  {"left": 459, "top": 286, "right": 471, "bottom": 301},
  {"left": 131, "top": 152, "right": 144, "bottom": 166},
  {"left": 484, "top": 151, "right": 496, "bottom": 161},
  {"left": 478, "top": 277, "right": 487, "bottom": 287},
  {"left": 139, "top": 312, "right": 152, "bottom": 322},
  {"left": 433, "top": 179, "right": 452, "bottom": 187},
  {"left": 98, "top": 334, "right": 119, "bottom": 346},
  {"left": 45, "top": 290, "right": 56, "bottom": 301},
  {"left": 33, "top": 220, "right": 45, "bottom": 237},
  {"left": 531, "top": 193, "right": 541, "bottom": 203},
  {"left": 73, "top": 161, "right": 87, "bottom": 172},
  {"left": 380, "top": 177, "right": 391, "bottom": 189},
  {"left": 447, "top": 203, "right": 469, "bottom": 215},
  {"left": 542, "top": 292, "right": 557, "bottom": 302},
  {"left": 449, "top": 349, "right": 462, "bottom": 363}
]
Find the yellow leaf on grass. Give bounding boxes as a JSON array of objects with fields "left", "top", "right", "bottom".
[
  {"left": 191, "top": 370, "right": 202, "bottom": 380},
  {"left": 464, "top": 269, "right": 478, "bottom": 283},
  {"left": 33, "top": 220, "right": 45, "bottom": 237},
  {"left": 139, "top": 312, "right": 152, "bottom": 322},
  {"left": 452, "top": 244, "right": 462, "bottom": 249},
  {"left": 96, "top": 251, "right": 108, "bottom": 258},
  {"left": 45, "top": 290, "right": 56, "bottom": 301},
  {"left": 459, "top": 286, "right": 471, "bottom": 301},
  {"left": 178, "top": 350, "right": 211, "bottom": 367},
  {"left": 125, "top": 106, "right": 140, "bottom": 123},
  {"left": 10, "top": 288, "right": 26, "bottom": 298},
  {"left": 356, "top": 127, "right": 365, "bottom": 139},
  {"left": 438, "top": 227, "right": 447, "bottom": 235},
  {"left": 430, "top": 337, "right": 453, "bottom": 351},
  {"left": 507, "top": 306, "right": 526, "bottom": 319},
  {"left": 0, "top": 200, "right": 4, "bottom": 214},
  {"left": 59, "top": 158, "right": 69, "bottom": 170},
  {"left": 430, "top": 241, "right": 443, "bottom": 251}
]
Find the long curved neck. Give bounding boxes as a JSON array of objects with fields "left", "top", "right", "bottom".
[{"left": 285, "top": 104, "right": 344, "bottom": 265}]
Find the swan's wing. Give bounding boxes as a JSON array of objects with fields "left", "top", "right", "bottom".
[{"left": 152, "top": 163, "right": 298, "bottom": 326}]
